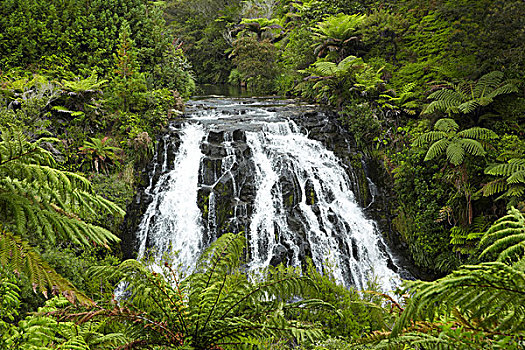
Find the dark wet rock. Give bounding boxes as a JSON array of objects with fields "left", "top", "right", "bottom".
[
  {"left": 269, "top": 244, "right": 288, "bottom": 266},
  {"left": 208, "top": 130, "right": 224, "bottom": 143}
]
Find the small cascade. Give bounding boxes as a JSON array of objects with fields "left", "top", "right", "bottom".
[{"left": 133, "top": 97, "right": 402, "bottom": 292}]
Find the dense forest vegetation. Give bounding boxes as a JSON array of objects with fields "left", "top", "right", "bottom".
[{"left": 1, "top": 0, "right": 524, "bottom": 348}]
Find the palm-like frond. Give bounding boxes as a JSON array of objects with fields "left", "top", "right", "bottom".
[
  {"left": 457, "top": 127, "right": 498, "bottom": 140},
  {"left": 480, "top": 207, "right": 525, "bottom": 265},
  {"left": 0, "top": 128, "right": 123, "bottom": 247},
  {"left": 313, "top": 14, "right": 364, "bottom": 41},
  {"left": 413, "top": 118, "right": 497, "bottom": 166},
  {"left": 0, "top": 227, "right": 92, "bottom": 304},
  {"left": 82, "top": 233, "right": 332, "bottom": 349},
  {"left": 393, "top": 262, "right": 525, "bottom": 336},
  {"left": 423, "top": 138, "right": 450, "bottom": 162},
  {"left": 484, "top": 158, "right": 525, "bottom": 202},
  {"left": 423, "top": 71, "right": 517, "bottom": 116},
  {"left": 4, "top": 297, "right": 127, "bottom": 349},
  {"left": 481, "top": 179, "right": 508, "bottom": 197},
  {"left": 425, "top": 89, "right": 464, "bottom": 114},
  {"left": 445, "top": 142, "right": 465, "bottom": 166},
  {"left": 0, "top": 127, "right": 123, "bottom": 302},
  {"left": 457, "top": 139, "right": 484, "bottom": 157},
  {"left": 61, "top": 74, "right": 107, "bottom": 94}
]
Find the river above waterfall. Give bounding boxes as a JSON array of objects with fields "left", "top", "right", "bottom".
[{"left": 132, "top": 96, "right": 403, "bottom": 293}]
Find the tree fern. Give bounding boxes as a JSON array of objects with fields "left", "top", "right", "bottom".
[
  {"left": 412, "top": 118, "right": 497, "bottom": 166},
  {"left": 75, "top": 233, "right": 333, "bottom": 349},
  {"left": 313, "top": 14, "right": 365, "bottom": 60},
  {"left": 423, "top": 71, "right": 518, "bottom": 117}
]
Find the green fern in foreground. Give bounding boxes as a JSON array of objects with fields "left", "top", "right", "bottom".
[
  {"left": 0, "top": 128, "right": 124, "bottom": 302},
  {"left": 358, "top": 208, "right": 525, "bottom": 349},
  {"left": 480, "top": 207, "right": 525, "bottom": 266},
  {"left": 68, "top": 233, "right": 333, "bottom": 349},
  {"left": 3, "top": 297, "right": 127, "bottom": 350}
]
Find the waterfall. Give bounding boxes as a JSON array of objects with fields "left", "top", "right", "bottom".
[
  {"left": 134, "top": 97, "right": 401, "bottom": 292},
  {"left": 136, "top": 123, "right": 205, "bottom": 273}
]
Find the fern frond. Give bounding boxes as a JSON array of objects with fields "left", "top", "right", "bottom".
[
  {"left": 310, "top": 61, "right": 337, "bottom": 77},
  {"left": 482, "top": 179, "right": 508, "bottom": 197},
  {"left": 457, "top": 139, "right": 485, "bottom": 157},
  {"left": 486, "top": 161, "right": 525, "bottom": 177},
  {"left": 393, "top": 262, "right": 525, "bottom": 336},
  {"left": 412, "top": 131, "right": 447, "bottom": 147},
  {"left": 434, "top": 118, "right": 459, "bottom": 132},
  {"left": 0, "top": 227, "right": 93, "bottom": 304},
  {"left": 458, "top": 100, "right": 480, "bottom": 114},
  {"left": 424, "top": 138, "right": 449, "bottom": 161},
  {"left": 337, "top": 55, "right": 362, "bottom": 71},
  {"left": 479, "top": 207, "right": 525, "bottom": 265},
  {"left": 81, "top": 234, "right": 332, "bottom": 349},
  {"left": 446, "top": 142, "right": 465, "bottom": 166},
  {"left": 508, "top": 170, "right": 525, "bottom": 185},
  {"left": 489, "top": 83, "right": 519, "bottom": 98},
  {"left": 0, "top": 127, "right": 123, "bottom": 248},
  {"left": 424, "top": 89, "right": 463, "bottom": 114},
  {"left": 457, "top": 127, "right": 498, "bottom": 140}
]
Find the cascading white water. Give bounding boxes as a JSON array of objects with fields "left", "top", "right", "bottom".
[
  {"left": 135, "top": 123, "right": 205, "bottom": 273},
  {"left": 246, "top": 121, "right": 399, "bottom": 292},
  {"left": 134, "top": 98, "right": 401, "bottom": 292}
]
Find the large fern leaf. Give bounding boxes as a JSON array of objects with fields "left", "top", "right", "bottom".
[
  {"left": 0, "top": 128, "right": 123, "bottom": 247},
  {"left": 0, "top": 227, "right": 93, "bottom": 304},
  {"left": 479, "top": 207, "right": 525, "bottom": 265},
  {"left": 393, "top": 262, "right": 525, "bottom": 336},
  {"left": 457, "top": 127, "right": 498, "bottom": 140}
]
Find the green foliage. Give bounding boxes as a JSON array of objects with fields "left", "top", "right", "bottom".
[
  {"left": 0, "top": 227, "right": 91, "bottom": 304},
  {"left": 393, "top": 262, "right": 525, "bottom": 342},
  {"left": 0, "top": 128, "right": 124, "bottom": 245},
  {"left": 0, "top": 0, "right": 182, "bottom": 78},
  {"left": 77, "top": 233, "right": 332, "bottom": 349},
  {"left": 237, "top": 17, "right": 283, "bottom": 42},
  {"left": 412, "top": 118, "right": 498, "bottom": 166},
  {"left": 3, "top": 297, "right": 127, "bottom": 349},
  {"left": 484, "top": 158, "right": 525, "bottom": 206},
  {"left": 424, "top": 71, "right": 518, "bottom": 119},
  {"left": 231, "top": 37, "right": 280, "bottom": 92},
  {"left": 281, "top": 26, "right": 317, "bottom": 71},
  {"left": 298, "top": 56, "right": 382, "bottom": 108},
  {"left": 0, "top": 128, "right": 123, "bottom": 301},
  {"left": 378, "top": 82, "right": 419, "bottom": 116},
  {"left": 312, "top": 14, "right": 365, "bottom": 62},
  {"left": 295, "top": 261, "right": 394, "bottom": 340},
  {"left": 480, "top": 207, "right": 525, "bottom": 266},
  {"left": 78, "top": 137, "right": 122, "bottom": 174}
]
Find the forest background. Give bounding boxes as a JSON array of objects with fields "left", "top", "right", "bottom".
[{"left": 0, "top": 0, "right": 524, "bottom": 349}]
